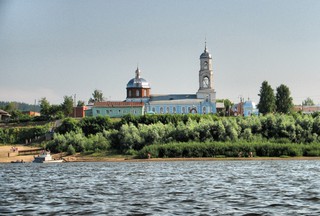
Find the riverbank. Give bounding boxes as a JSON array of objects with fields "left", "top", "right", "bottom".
[
  {"left": 0, "top": 145, "right": 41, "bottom": 163},
  {"left": 1, "top": 145, "right": 320, "bottom": 163},
  {"left": 63, "top": 155, "right": 320, "bottom": 162},
  {"left": 0, "top": 145, "right": 65, "bottom": 163}
]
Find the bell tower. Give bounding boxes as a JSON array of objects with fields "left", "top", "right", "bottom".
[{"left": 196, "top": 42, "right": 216, "bottom": 102}]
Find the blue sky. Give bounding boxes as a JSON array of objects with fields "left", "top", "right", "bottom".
[{"left": 1, "top": 0, "right": 320, "bottom": 105}]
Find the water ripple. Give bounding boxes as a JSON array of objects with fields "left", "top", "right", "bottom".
[{"left": 1, "top": 160, "right": 320, "bottom": 215}]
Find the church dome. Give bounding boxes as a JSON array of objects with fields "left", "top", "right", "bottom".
[
  {"left": 200, "top": 44, "right": 212, "bottom": 59},
  {"left": 126, "top": 67, "right": 150, "bottom": 89},
  {"left": 243, "top": 101, "right": 257, "bottom": 109}
]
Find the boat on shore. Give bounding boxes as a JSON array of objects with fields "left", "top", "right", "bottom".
[{"left": 33, "top": 151, "right": 64, "bottom": 163}]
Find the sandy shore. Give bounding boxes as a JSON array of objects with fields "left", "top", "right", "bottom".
[
  {"left": 1, "top": 145, "right": 320, "bottom": 163},
  {"left": 0, "top": 145, "right": 42, "bottom": 163}
]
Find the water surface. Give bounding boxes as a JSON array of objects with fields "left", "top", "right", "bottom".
[{"left": 1, "top": 160, "right": 320, "bottom": 215}]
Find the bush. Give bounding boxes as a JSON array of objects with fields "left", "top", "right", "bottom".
[
  {"left": 56, "top": 118, "right": 81, "bottom": 134},
  {"left": 138, "top": 141, "right": 311, "bottom": 159},
  {"left": 80, "top": 116, "right": 112, "bottom": 136},
  {"left": 0, "top": 125, "right": 49, "bottom": 144},
  {"left": 67, "top": 144, "right": 76, "bottom": 155}
]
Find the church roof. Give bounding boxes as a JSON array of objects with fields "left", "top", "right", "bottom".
[
  {"left": 126, "top": 67, "right": 150, "bottom": 89},
  {"left": 127, "top": 78, "right": 150, "bottom": 88},
  {"left": 150, "top": 94, "right": 197, "bottom": 101},
  {"left": 243, "top": 101, "right": 257, "bottom": 109},
  {"left": 0, "top": 109, "right": 10, "bottom": 116},
  {"left": 93, "top": 101, "right": 144, "bottom": 107},
  {"left": 149, "top": 98, "right": 204, "bottom": 105}
]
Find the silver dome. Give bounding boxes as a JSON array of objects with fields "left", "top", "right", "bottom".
[
  {"left": 127, "top": 77, "right": 150, "bottom": 88},
  {"left": 200, "top": 51, "right": 212, "bottom": 59},
  {"left": 126, "top": 67, "right": 150, "bottom": 88}
]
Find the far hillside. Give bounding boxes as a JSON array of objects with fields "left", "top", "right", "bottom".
[{"left": 0, "top": 101, "right": 40, "bottom": 112}]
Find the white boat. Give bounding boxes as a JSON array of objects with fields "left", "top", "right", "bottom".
[{"left": 33, "top": 151, "right": 64, "bottom": 163}]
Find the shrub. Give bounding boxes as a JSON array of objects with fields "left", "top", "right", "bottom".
[
  {"left": 138, "top": 141, "right": 309, "bottom": 158},
  {"left": 67, "top": 144, "right": 76, "bottom": 155},
  {"left": 56, "top": 118, "right": 81, "bottom": 134},
  {"left": 80, "top": 116, "right": 112, "bottom": 136}
]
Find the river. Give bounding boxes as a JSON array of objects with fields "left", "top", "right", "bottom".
[{"left": 1, "top": 160, "right": 320, "bottom": 215}]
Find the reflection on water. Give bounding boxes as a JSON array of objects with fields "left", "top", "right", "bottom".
[{"left": 1, "top": 160, "right": 320, "bottom": 215}]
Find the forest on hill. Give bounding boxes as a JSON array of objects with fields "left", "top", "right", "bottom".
[{"left": 0, "top": 101, "right": 40, "bottom": 112}]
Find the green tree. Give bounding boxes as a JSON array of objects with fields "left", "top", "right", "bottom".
[
  {"left": 275, "top": 84, "right": 293, "bottom": 113},
  {"left": 39, "top": 97, "right": 51, "bottom": 117},
  {"left": 223, "top": 99, "right": 233, "bottom": 116},
  {"left": 80, "top": 116, "right": 112, "bottom": 136},
  {"left": 4, "top": 102, "right": 17, "bottom": 113},
  {"left": 77, "top": 100, "right": 85, "bottom": 107},
  {"left": 61, "top": 96, "right": 74, "bottom": 117},
  {"left": 257, "top": 81, "right": 276, "bottom": 114},
  {"left": 3, "top": 102, "right": 23, "bottom": 120},
  {"left": 302, "top": 97, "right": 315, "bottom": 106},
  {"left": 49, "top": 104, "right": 62, "bottom": 118},
  {"left": 56, "top": 117, "right": 81, "bottom": 134},
  {"left": 216, "top": 99, "right": 233, "bottom": 116},
  {"left": 89, "top": 89, "right": 104, "bottom": 103}
]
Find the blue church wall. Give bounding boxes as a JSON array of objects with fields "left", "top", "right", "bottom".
[{"left": 146, "top": 102, "right": 216, "bottom": 114}]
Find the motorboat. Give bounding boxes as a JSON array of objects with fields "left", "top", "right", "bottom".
[{"left": 33, "top": 151, "right": 64, "bottom": 163}]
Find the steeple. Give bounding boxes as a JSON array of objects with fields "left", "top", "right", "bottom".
[
  {"left": 135, "top": 67, "right": 141, "bottom": 79},
  {"left": 204, "top": 39, "right": 208, "bottom": 53},
  {"left": 200, "top": 41, "right": 212, "bottom": 59},
  {"left": 197, "top": 42, "right": 216, "bottom": 102}
]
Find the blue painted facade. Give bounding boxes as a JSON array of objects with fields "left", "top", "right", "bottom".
[
  {"left": 126, "top": 44, "right": 218, "bottom": 115},
  {"left": 85, "top": 44, "right": 219, "bottom": 118}
]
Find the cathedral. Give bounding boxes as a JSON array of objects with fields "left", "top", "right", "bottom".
[
  {"left": 85, "top": 43, "right": 219, "bottom": 118},
  {"left": 126, "top": 43, "right": 218, "bottom": 114}
]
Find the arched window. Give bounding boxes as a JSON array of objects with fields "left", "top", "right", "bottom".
[
  {"left": 166, "top": 107, "right": 170, "bottom": 113},
  {"left": 152, "top": 107, "right": 156, "bottom": 112},
  {"left": 182, "top": 107, "right": 185, "bottom": 114},
  {"left": 136, "top": 90, "right": 140, "bottom": 97},
  {"left": 160, "top": 107, "right": 164, "bottom": 114},
  {"left": 128, "top": 90, "right": 132, "bottom": 97},
  {"left": 144, "top": 89, "right": 147, "bottom": 96},
  {"left": 173, "top": 107, "right": 176, "bottom": 114},
  {"left": 202, "top": 107, "right": 206, "bottom": 114}
]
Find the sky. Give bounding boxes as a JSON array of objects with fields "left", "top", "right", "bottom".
[{"left": 1, "top": 0, "right": 320, "bottom": 105}]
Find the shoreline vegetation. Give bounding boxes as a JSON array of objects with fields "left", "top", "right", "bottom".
[
  {"left": 2, "top": 113, "right": 320, "bottom": 162},
  {"left": 1, "top": 145, "right": 320, "bottom": 163}
]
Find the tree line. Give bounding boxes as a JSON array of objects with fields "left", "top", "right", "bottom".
[{"left": 43, "top": 113, "right": 320, "bottom": 156}]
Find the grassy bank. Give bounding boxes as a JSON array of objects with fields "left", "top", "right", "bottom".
[{"left": 138, "top": 141, "right": 320, "bottom": 159}]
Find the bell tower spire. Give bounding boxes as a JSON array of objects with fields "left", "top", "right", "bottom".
[
  {"left": 135, "top": 67, "right": 141, "bottom": 79},
  {"left": 196, "top": 41, "right": 216, "bottom": 103},
  {"left": 204, "top": 37, "right": 207, "bottom": 52}
]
